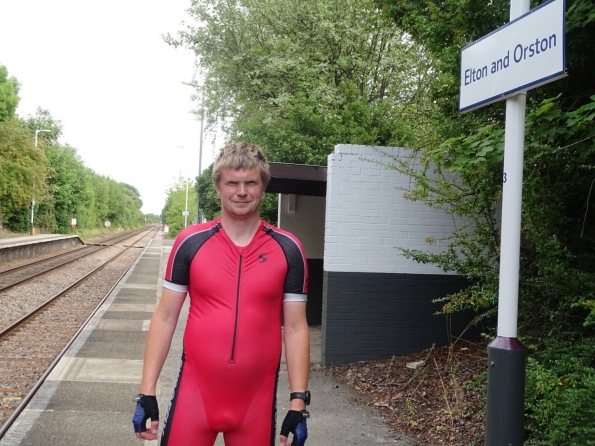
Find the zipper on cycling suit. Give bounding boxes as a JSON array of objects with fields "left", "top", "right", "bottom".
[{"left": 230, "top": 255, "right": 243, "bottom": 362}]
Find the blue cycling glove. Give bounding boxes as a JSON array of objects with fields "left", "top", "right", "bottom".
[
  {"left": 132, "top": 394, "right": 159, "bottom": 433},
  {"left": 281, "top": 410, "right": 309, "bottom": 446}
]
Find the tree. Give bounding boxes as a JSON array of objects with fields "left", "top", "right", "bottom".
[
  {"left": 167, "top": 0, "right": 438, "bottom": 227},
  {"left": 89, "top": 173, "right": 111, "bottom": 226},
  {"left": 120, "top": 183, "right": 143, "bottom": 211},
  {"left": 195, "top": 164, "right": 221, "bottom": 222},
  {"left": 145, "top": 213, "right": 161, "bottom": 224},
  {"left": 373, "top": 1, "right": 595, "bottom": 442},
  {"left": 0, "top": 65, "right": 20, "bottom": 122},
  {"left": 0, "top": 102, "right": 146, "bottom": 234},
  {"left": 24, "top": 108, "right": 63, "bottom": 145},
  {"left": 170, "top": 0, "right": 435, "bottom": 164},
  {"left": 372, "top": 0, "right": 595, "bottom": 327},
  {"left": 161, "top": 176, "right": 197, "bottom": 237},
  {"left": 0, "top": 119, "right": 48, "bottom": 217},
  {"left": 376, "top": 0, "right": 595, "bottom": 120},
  {"left": 39, "top": 144, "right": 90, "bottom": 233}
]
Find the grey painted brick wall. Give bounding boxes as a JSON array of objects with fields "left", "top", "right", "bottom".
[{"left": 321, "top": 271, "right": 474, "bottom": 366}]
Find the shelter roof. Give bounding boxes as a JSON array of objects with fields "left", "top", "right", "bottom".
[{"left": 266, "top": 162, "right": 327, "bottom": 197}]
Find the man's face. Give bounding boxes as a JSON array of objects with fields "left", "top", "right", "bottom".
[{"left": 215, "top": 167, "right": 265, "bottom": 220}]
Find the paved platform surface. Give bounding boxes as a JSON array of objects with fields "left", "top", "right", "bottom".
[{"left": 0, "top": 231, "right": 416, "bottom": 446}]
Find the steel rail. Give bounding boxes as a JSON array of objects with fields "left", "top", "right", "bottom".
[
  {"left": 86, "top": 225, "right": 158, "bottom": 246},
  {"left": 0, "top": 246, "right": 104, "bottom": 293},
  {"left": 0, "top": 245, "right": 92, "bottom": 276}
]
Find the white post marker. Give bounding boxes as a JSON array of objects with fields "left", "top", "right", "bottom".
[
  {"left": 29, "top": 199, "right": 35, "bottom": 236},
  {"left": 197, "top": 89, "right": 204, "bottom": 224},
  {"left": 457, "top": 1, "right": 566, "bottom": 444},
  {"left": 498, "top": 89, "right": 527, "bottom": 339},
  {"left": 30, "top": 130, "right": 51, "bottom": 236},
  {"left": 485, "top": 8, "right": 530, "bottom": 443},
  {"left": 184, "top": 179, "right": 190, "bottom": 228}
]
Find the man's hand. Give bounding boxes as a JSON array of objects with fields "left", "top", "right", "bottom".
[
  {"left": 280, "top": 410, "right": 308, "bottom": 446},
  {"left": 132, "top": 394, "right": 159, "bottom": 440}
]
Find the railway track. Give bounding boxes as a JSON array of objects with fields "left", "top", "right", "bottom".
[
  {"left": 0, "top": 227, "right": 154, "bottom": 293},
  {"left": 0, "top": 226, "right": 159, "bottom": 437},
  {"left": 86, "top": 226, "right": 156, "bottom": 246},
  {"left": 0, "top": 245, "right": 103, "bottom": 292}
]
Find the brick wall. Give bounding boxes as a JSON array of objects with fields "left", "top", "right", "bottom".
[
  {"left": 322, "top": 145, "right": 476, "bottom": 365},
  {"left": 322, "top": 271, "right": 472, "bottom": 365},
  {"left": 324, "top": 144, "right": 466, "bottom": 274}
]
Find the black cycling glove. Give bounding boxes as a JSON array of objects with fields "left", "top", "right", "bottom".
[
  {"left": 132, "top": 394, "right": 159, "bottom": 433},
  {"left": 281, "top": 410, "right": 309, "bottom": 446}
]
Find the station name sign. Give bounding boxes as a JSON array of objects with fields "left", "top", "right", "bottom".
[{"left": 459, "top": 0, "right": 566, "bottom": 113}]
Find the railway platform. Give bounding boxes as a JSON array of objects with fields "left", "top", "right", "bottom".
[
  {"left": 0, "top": 234, "right": 83, "bottom": 264},
  {"left": 0, "top": 230, "right": 412, "bottom": 446}
]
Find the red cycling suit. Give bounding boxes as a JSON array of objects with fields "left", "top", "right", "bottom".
[{"left": 159, "top": 218, "right": 308, "bottom": 446}]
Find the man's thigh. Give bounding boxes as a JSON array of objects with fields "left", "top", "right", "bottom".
[
  {"left": 222, "top": 371, "right": 278, "bottom": 446},
  {"left": 160, "top": 366, "right": 218, "bottom": 446}
]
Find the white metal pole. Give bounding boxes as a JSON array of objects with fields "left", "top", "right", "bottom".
[
  {"left": 511, "top": 0, "right": 531, "bottom": 20},
  {"left": 196, "top": 89, "right": 204, "bottom": 224},
  {"left": 184, "top": 179, "right": 189, "bottom": 228},
  {"left": 182, "top": 81, "right": 205, "bottom": 225},
  {"left": 485, "top": 2, "right": 530, "bottom": 444},
  {"left": 497, "top": 93, "right": 527, "bottom": 337},
  {"left": 30, "top": 199, "right": 35, "bottom": 235},
  {"left": 496, "top": 0, "right": 530, "bottom": 338},
  {"left": 34, "top": 129, "right": 50, "bottom": 147},
  {"left": 31, "top": 130, "right": 49, "bottom": 235}
]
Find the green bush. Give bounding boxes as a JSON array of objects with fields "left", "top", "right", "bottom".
[{"left": 525, "top": 338, "right": 595, "bottom": 445}]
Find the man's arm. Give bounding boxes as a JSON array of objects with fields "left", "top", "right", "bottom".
[
  {"left": 280, "top": 301, "right": 309, "bottom": 446},
  {"left": 135, "top": 287, "right": 186, "bottom": 440},
  {"left": 283, "top": 301, "right": 310, "bottom": 408}
]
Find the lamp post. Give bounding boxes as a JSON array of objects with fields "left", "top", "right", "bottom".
[
  {"left": 184, "top": 178, "right": 189, "bottom": 228},
  {"left": 31, "top": 129, "right": 51, "bottom": 235},
  {"left": 197, "top": 98, "right": 204, "bottom": 224},
  {"left": 35, "top": 129, "right": 51, "bottom": 148},
  {"left": 182, "top": 81, "right": 205, "bottom": 224}
]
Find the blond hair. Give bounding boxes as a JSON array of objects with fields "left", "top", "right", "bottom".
[{"left": 211, "top": 142, "right": 271, "bottom": 187}]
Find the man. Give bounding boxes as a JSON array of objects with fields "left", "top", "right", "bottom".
[{"left": 133, "top": 142, "right": 310, "bottom": 445}]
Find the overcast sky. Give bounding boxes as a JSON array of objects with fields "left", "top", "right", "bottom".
[{"left": 0, "top": 0, "right": 219, "bottom": 215}]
